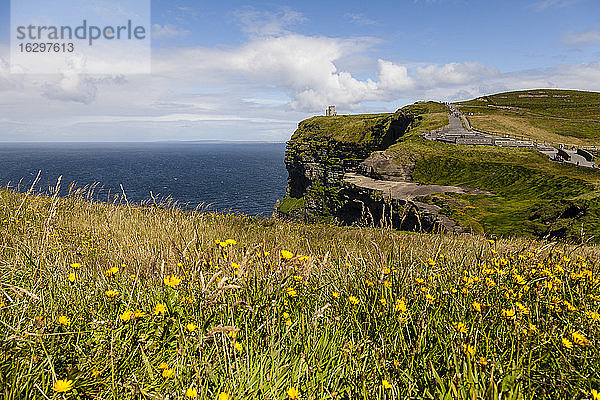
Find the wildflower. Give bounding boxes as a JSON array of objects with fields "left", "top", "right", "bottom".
[
  {"left": 158, "top": 362, "right": 168, "bottom": 370},
  {"left": 285, "top": 319, "right": 292, "bottom": 326},
  {"left": 472, "top": 302, "right": 482, "bottom": 312},
  {"left": 562, "top": 337, "right": 573, "bottom": 349},
  {"left": 479, "top": 356, "right": 488, "bottom": 366},
  {"left": 588, "top": 311, "right": 600, "bottom": 321},
  {"left": 133, "top": 310, "right": 146, "bottom": 318},
  {"left": 105, "top": 266, "right": 119, "bottom": 276},
  {"left": 462, "top": 344, "right": 476, "bottom": 357},
  {"left": 68, "top": 273, "right": 76, "bottom": 283},
  {"left": 52, "top": 379, "right": 73, "bottom": 393},
  {"left": 286, "top": 387, "right": 300, "bottom": 399},
  {"left": 395, "top": 299, "right": 407, "bottom": 313},
  {"left": 349, "top": 296, "right": 359, "bottom": 305},
  {"left": 119, "top": 310, "right": 134, "bottom": 322},
  {"left": 382, "top": 379, "right": 393, "bottom": 389},
  {"left": 384, "top": 280, "right": 392, "bottom": 288},
  {"left": 515, "top": 302, "right": 530, "bottom": 315},
  {"left": 234, "top": 342, "right": 242, "bottom": 352},
  {"left": 105, "top": 290, "right": 119, "bottom": 298},
  {"left": 185, "top": 387, "right": 198, "bottom": 398},
  {"left": 154, "top": 303, "right": 167, "bottom": 315},
  {"left": 286, "top": 287, "right": 297, "bottom": 297},
  {"left": 501, "top": 309, "right": 516, "bottom": 320},
  {"left": 332, "top": 292, "right": 340, "bottom": 299},
  {"left": 427, "top": 258, "right": 435, "bottom": 266},
  {"left": 225, "top": 239, "right": 237, "bottom": 245},
  {"left": 164, "top": 275, "right": 182, "bottom": 288},
  {"left": 283, "top": 312, "right": 290, "bottom": 319},
  {"left": 218, "top": 393, "right": 230, "bottom": 400},
  {"left": 528, "top": 323, "right": 537, "bottom": 332},
  {"left": 70, "top": 263, "right": 81, "bottom": 269},
  {"left": 92, "top": 368, "right": 101, "bottom": 378},
  {"left": 425, "top": 294, "right": 435, "bottom": 304},
  {"left": 454, "top": 323, "right": 467, "bottom": 334},
  {"left": 58, "top": 315, "right": 71, "bottom": 326},
  {"left": 186, "top": 323, "right": 197, "bottom": 332},
  {"left": 162, "top": 368, "right": 175, "bottom": 378},
  {"left": 592, "top": 389, "right": 600, "bottom": 400},
  {"left": 379, "top": 297, "right": 387, "bottom": 306},
  {"left": 281, "top": 250, "right": 294, "bottom": 260},
  {"left": 571, "top": 331, "right": 589, "bottom": 347}
]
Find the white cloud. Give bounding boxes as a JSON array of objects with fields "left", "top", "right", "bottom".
[
  {"left": 344, "top": 13, "right": 378, "bottom": 26},
  {"left": 152, "top": 24, "right": 191, "bottom": 39},
  {"left": 416, "top": 62, "right": 500, "bottom": 87},
  {"left": 560, "top": 26, "right": 600, "bottom": 46},
  {"left": 232, "top": 8, "right": 305, "bottom": 37}
]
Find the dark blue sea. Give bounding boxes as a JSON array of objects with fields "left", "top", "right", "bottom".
[{"left": 0, "top": 142, "right": 288, "bottom": 216}]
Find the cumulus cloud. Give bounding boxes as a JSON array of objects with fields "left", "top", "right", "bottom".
[
  {"left": 41, "top": 74, "right": 127, "bottom": 104},
  {"left": 416, "top": 62, "right": 500, "bottom": 87}
]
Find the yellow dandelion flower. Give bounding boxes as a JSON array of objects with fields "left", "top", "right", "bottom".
[
  {"left": 379, "top": 297, "right": 387, "bottom": 306},
  {"left": 119, "top": 310, "right": 134, "bottom": 322},
  {"left": 225, "top": 239, "right": 237, "bottom": 245},
  {"left": 58, "top": 315, "right": 71, "bottom": 326},
  {"left": 571, "top": 331, "right": 589, "bottom": 347},
  {"left": 462, "top": 344, "right": 476, "bottom": 357},
  {"left": 286, "top": 287, "right": 297, "bottom": 297},
  {"left": 185, "top": 387, "right": 198, "bottom": 398},
  {"left": 133, "top": 310, "right": 146, "bottom": 318},
  {"left": 281, "top": 250, "right": 294, "bottom": 260},
  {"left": 186, "top": 323, "right": 197, "bottom": 332},
  {"left": 52, "top": 379, "right": 73, "bottom": 393},
  {"left": 68, "top": 273, "right": 76, "bottom": 283},
  {"left": 349, "top": 296, "right": 359, "bottom": 305},
  {"left": 70, "top": 263, "right": 81, "bottom": 270},
  {"left": 92, "top": 368, "right": 101, "bottom": 378},
  {"left": 592, "top": 389, "right": 600, "bottom": 400},
  {"left": 217, "top": 393, "right": 230, "bottom": 400},
  {"left": 479, "top": 356, "right": 488, "bottom": 365},
  {"left": 234, "top": 341, "right": 242, "bottom": 352},
  {"left": 105, "top": 266, "right": 119, "bottom": 276},
  {"left": 105, "top": 290, "right": 119, "bottom": 298},
  {"left": 454, "top": 322, "right": 467, "bottom": 334},
  {"left": 395, "top": 299, "right": 407, "bottom": 313},
  {"left": 332, "top": 291, "right": 340, "bottom": 298},
  {"left": 382, "top": 379, "right": 392, "bottom": 389},
  {"left": 587, "top": 311, "right": 600, "bottom": 321},
  {"left": 472, "top": 302, "right": 482, "bottom": 312},
  {"left": 154, "top": 303, "right": 167, "bottom": 315},
  {"left": 158, "top": 362, "right": 168, "bottom": 370},
  {"left": 162, "top": 368, "right": 175, "bottom": 378},
  {"left": 425, "top": 293, "right": 435, "bottom": 304},
  {"left": 562, "top": 337, "right": 573, "bottom": 349},
  {"left": 285, "top": 319, "right": 292, "bottom": 326},
  {"left": 501, "top": 309, "right": 516, "bottom": 319},
  {"left": 164, "top": 275, "right": 182, "bottom": 288},
  {"left": 286, "top": 387, "right": 300, "bottom": 399}
]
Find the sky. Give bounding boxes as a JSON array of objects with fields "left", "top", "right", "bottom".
[{"left": 0, "top": 0, "right": 599, "bottom": 142}]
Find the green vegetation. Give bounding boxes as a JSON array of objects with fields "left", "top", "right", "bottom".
[
  {"left": 457, "top": 89, "right": 600, "bottom": 145},
  {"left": 2, "top": 188, "right": 600, "bottom": 399},
  {"left": 278, "top": 195, "right": 306, "bottom": 214},
  {"left": 290, "top": 113, "right": 393, "bottom": 145}
]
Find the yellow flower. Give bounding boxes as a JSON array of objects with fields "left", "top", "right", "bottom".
[
  {"left": 52, "top": 379, "right": 73, "bottom": 393},
  {"left": 479, "top": 356, "right": 488, "bottom": 365},
  {"left": 133, "top": 310, "right": 146, "bottom": 318},
  {"left": 425, "top": 294, "right": 435, "bottom": 304},
  {"left": 472, "top": 302, "right": 482, "bottom": 312},
  {"left": 105, "top": 266, "right": 119, "bottom": 276},
  {"left": 154, "top": 303, "right": 167, "bottom": 315},
  {"left": 382, "top": 379, "right": 392, "bottom": 389},
  {"left": 383, "top": 280, "right": 392, "bottom": 289},
  {"left": 185, "top": 388, "right": 198, "bottom": 398},
  {"left": 349, "top": 296, "right": 359, "bottom": 305},
  {"left": 68, "top": 272, "right": 76, "bottom": 283},
  {"left": 186, "top": 323, "right": 197, "bottom": 332},
  {"left": 164, "top": 275, "right": 182, "bottom": 288},
  {"left": 285, "top": 319, "right": 292, "bottom": 326},
  {"left": 105, "top": 290, "right": 119, "bottom": 298},
  {"left": 58, "top": 315, "right": 71, "bottom": 326},
  {"left": 286, "top": 287, "right": 297, "bottom": 297},
  {"left": 281, "top": 250, "right": 294, "bottom": 260},
  {"left": 562, "top": 337, "right": 573, "bottom": 349},
  {"left": 158, "top": 362, "right": 169, "bottom": 370},
  {"left": 92, "top": 368, "right": 101, "bottom": 378},
  {"left": 395, "top": 299, "right": 407, "bottom": 313},
  {"left": 454, "top": 323, "right": 467, "bottom": 334},
  {"left": 162, "top": 368, "right": 175, "bottom": 378},
  {"left": 588, "top": 311, "right": 600, "bottom": 321},
  {"left": 283, "top": 312, "right": 290, "bottom": 319},
  {"left": 592, "top": 389, "right": 600, "bottom": 400},
  {"left": 462, "top": 344, "right": 476, "bottom": 357},
  {"left": 427, "top": 258, "right": 435, "bottom": 266},
  {"left": 119, "top": 310, "right": 134, "bottom": 322},
  {"left": 234, "top": 341, "right": 242, "bottom": 352},
  {"left": 225, "top": 239, "right": 237, "bottom": 245},
  {"left": 501, "top": 309, "right": 516, "bottom": 319},
  {"left": 379, "top": 297, "right": 387, "bottom": 306},
  {"left": 70, "top": 263, "right": 81, "bottom": 270},
  {"left": 218, "top": 393, "right": 230, "bottom": 400},
  {"left": 571, "top": 331, "right": 589, "bottom": 347},
  {"left": 332, "top": 292, "right": 340, "bottom": 299},
  {"left": 286, "top": 387, "right": 300, "bottom": 399}
]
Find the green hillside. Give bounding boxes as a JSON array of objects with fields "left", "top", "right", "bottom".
[{"left": 457, "top": 89, "right": 600, "bottom": 145}]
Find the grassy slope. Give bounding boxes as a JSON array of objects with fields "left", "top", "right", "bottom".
[
  {"left": 388, "top": 99, "right": 600, "bottom": 240},
  {"left": 290, "top": 113, "right": 393, "bottom": 144},
  {"left": 1, "top": 189, "right": 600, "bottom": 399},
  {"left": 457, "top": 89, "right": 600, "bottom": 146}
]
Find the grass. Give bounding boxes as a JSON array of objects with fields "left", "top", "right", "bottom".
[
  {"left": 1, "top": 186, "right": 600, "bottom": 399},
  {"left": 457, "top": 89, "right": 600, "bottom": 146},
  {"left": 291, "top": 113, "right": 393, "bottom": 144},
  {"left": 387, "top": 137, "right": 600, "bottom": 240}
]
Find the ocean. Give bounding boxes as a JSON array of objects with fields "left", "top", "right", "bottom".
[{"left": 0, "top": 142, "right": 288, "bottom": 216}]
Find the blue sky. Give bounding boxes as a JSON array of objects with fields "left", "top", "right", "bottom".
[{"left": 1, "top": 0, "right": 599, "bottom": 141}]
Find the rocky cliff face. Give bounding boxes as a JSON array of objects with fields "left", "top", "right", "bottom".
[{"left": 277, "top": 109, "right": 462, "bottom": 232}]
